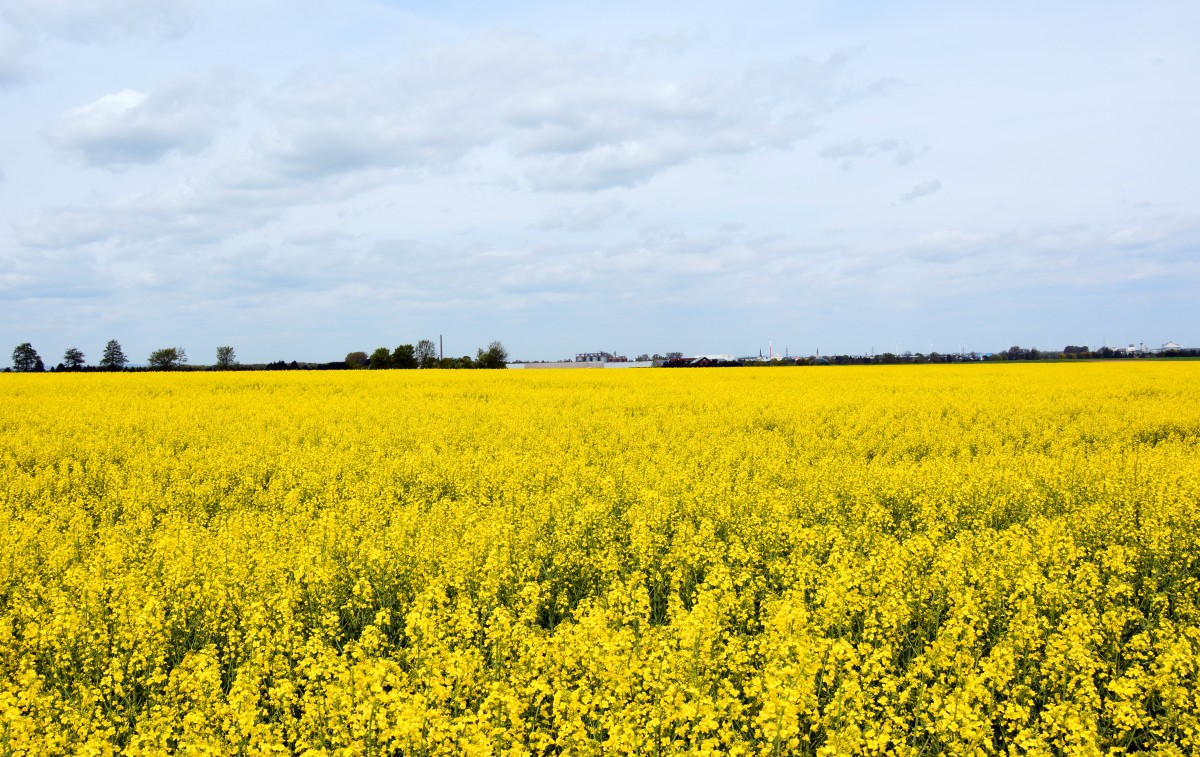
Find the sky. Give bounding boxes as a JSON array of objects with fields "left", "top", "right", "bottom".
[{"left": 1, "top": 0, "right": 1197, "bottom": 364}]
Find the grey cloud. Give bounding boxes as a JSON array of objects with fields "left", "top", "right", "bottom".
[
  {"left": 516, "top": 55, "right": 848, "bottom": 189},
  {"left": 877, "top": 140, "right": 929, "bottom": 166},
  {"left": 11, "top": 152, "right": 394, "bottom": 252},
  {"left": 282, "top": 230, "right": 359, "bottom": 249},
  {"left": 0, "top": 238, "right": 114, "bottom": 303},
  {"left": 638, "top": 224, "right": 686, "bottom": 244},
  {"left": 1109, "top": 223, "right": 1170, "bottom": 250},
  {"left": 892, "top": 146, "right": 919, "bottom": 166},
  {"left": 51, "top": 73, "right": 249, "bottom": 168},
  {"left": 252, "top": 56, "right": 503, "bottom": 181},
  {"left": 901, "top": 179, "right": 942, "bottom": 203},
  {"left": 536, "top": 201, "right": 628, "bottom": 232},
  {"left": 526, "top": 142, "right": 697, "bottom": 192},
  {"left": 12, "top": 182, "right": 281, "bottom": 249},
  {"left": 625, "top": 28, "right": 709, "bottom": 59},
  {"left": 176, "top": 236, "right": 500, "bottom": 311},
  {"left": 14, "top": 141, "right": 410, "bottom": 253},
  {"left": 14, "top": 210, "right": 1198, "bottom": 346},
  {"left": 482, "top": 236, "right": 731, "bottom": 303},
  {"left": 819, "top": 140, "right": 868, "bottom": 160},
  {"left": 819, "top": 138, "right": 927, "bottom": 168},
  {"left": 0, "top": 0, "right": 194, "bottom": 43},
  {"left": 0, "top": 24, "right": 28, "bottom": 87},
  {"left": 204, "top": 226, "right": 829, "bottom": 316},
  {"left": 17, "top": 32, "right": 893, "bottom": 253},
  {"left": 252, "top": 31, "right": 610, "bottom": 181},
  {"left": 207, "top": 234, "right": 378, "bottom": 295},
  {"left": 252, "top": 33, "right": 887, "bottom": 192},
  {"left": 899, "top": 221, "right": 1200, "bottom": 290}
]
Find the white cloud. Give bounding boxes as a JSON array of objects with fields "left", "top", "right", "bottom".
[
  {"left": 900, "top": 179, "right": 942, "bottom": 203},
  {"left": 0, "top": 0, "right": 194, "bottom": 43},
  {"left": 51, "top": 73, "right": 249, "bottom": 168}
]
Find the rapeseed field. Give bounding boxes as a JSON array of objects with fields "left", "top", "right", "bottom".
[{"left": 1, "top": 364, "right": 1198, "bottom": 755}]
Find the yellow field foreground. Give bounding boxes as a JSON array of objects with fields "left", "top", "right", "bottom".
[{"left": 1, "top": 364, "right": 1199, "bottom": 755}]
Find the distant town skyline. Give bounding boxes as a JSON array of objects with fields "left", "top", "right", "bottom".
[{"left": 2, "top": 1, "right": 1197, "bottom": 363}]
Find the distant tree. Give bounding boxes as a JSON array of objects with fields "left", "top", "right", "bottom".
[
  {"left": 635, "top": 353, "right": 651, "bottom": 362},
  {"left": 1006, "top": 345, "right": 1022, "bottom": 360},
  {"left": 392, "top": 344, "right": 417, "bottom": 369},
  {"left": 415, "top": 339, "right": 438, "bottom": 368},
  {"left": 666, "top": 351, "right": 683, "bottom": 360},
  {"left": 100, "top": 339, "right": 129, "bottom": 371},
  {"left": 12, "top": 343, "right": 42, "bottom": 372},
  {"left": 345, "top": 351, "right": 369, "bottom": 369},
  {"left": 215, "top": 346, "right": 237, "bottom": 369},
  {"left": 476, "top": 340, "right": 509, "bottom": 369},
  {"left": 148, "top": 347, "right": 188, "bottom": 370},
  {"left": 63, "top": 347, "right": 86, "bottom": 370},
  {"left": 369, "top": 347, "right": 392, "bottom": 369}
]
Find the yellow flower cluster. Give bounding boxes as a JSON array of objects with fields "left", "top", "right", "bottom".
[{"left": 1, "top": 364, "right": 1198, "bottom": 755}]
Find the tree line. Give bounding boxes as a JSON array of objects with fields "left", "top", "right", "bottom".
[
  {"left": 7, "top": 339, "right": 509, "bottom": 372},
  {"left": 745, "top": 345, "right": 1199, "bottom": 366},
  {"left": 11, "top": 339, "right": 1194, "bottom": 373},
  {"left": 352, "top": 340, "right": 508, "bottom": 370},
  {"left": 9, "top": 340, "right": 221, "bottom": 372}
]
